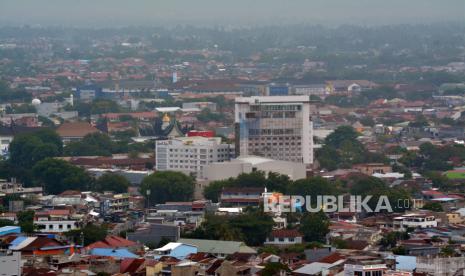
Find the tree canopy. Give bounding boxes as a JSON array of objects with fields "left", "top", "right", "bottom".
[
  {"left": 64, "top": 132, "right": 118, "bottom": 156},
  {"left": 32, "top": 158, "right": 92, "bottom": 194},
  {"left": 299, "top": 211, "right": 330, "bottom": 243},
  {"left": 94, "top": 173, "right": 130, "bottom": 194},
  {"left": 9, "top": 129, "right": 63, "bottom": 169},
  {"left": 185, "top": 208, "right": 274, "bottom": 246},
  {"left": 203, "top": 171, "right": 291, "bottom": 203},
  {"left": 140, "top": 171, "right": 194, "bottom": 205},
  {"left": 316, "top": 126, "right": 387, "bottom": 170},
  {"left": 65, "top": 224, "right": 107, "bottom": 246}
]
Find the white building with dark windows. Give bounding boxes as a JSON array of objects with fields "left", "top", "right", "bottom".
[
  {"left": 155, "top": 136, "right": 234, "bottom": 178},
  {"left": 393, "top": 213, "right": 438, "bottom": 231},
  {"left": 234, "top": 96, "right": 313, "bottom": 166},
  {"left": 343, "top": 256, "right": 387, "bottom": 276}
]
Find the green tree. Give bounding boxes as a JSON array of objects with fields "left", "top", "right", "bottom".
[
  {"left": 359, "top": 116, "right": 375, "bottom": 127},
  {"left": 422, "top": 202, "right": 443, "bottom": 212},
  {"left": 203, "top": 178, "right": 234, "bottom": 203},
  {"left": 95, "top": 173, "right": 130, "bottom": 194},
  {"left": 64, "top": 132, "right": 116, "bottom": 156},
  {"left": 379, "top": 231, "right": 409, "bottom": 249},
  {"left": 65, "top": 224, "right": 107, "bottom": 246},
  {"left": 185, "top": 214, "right": 243, "bottom": 241},
  {"left": 350, "top": 176, "right": 411, "bottom": 212},
  {"left": 202, "top": 171, "right": 290, "bottom": 203},
  {"left": 332, "top": 238, "right": 349, "bottom": 249},
  {"left": 325, "top": 126, "right": 359, "bottom": 148},
  {"left": 0, "top": 219, "right": 15, "bottom": 227},
  {"left": 234, "top": 171, "right": 268, "bottom": 187},
  {"left": 17, "top": 210, "right": 35, "bottom": 233},
  {"left": 229, "top": 209, "right": 274, "bottom": 246},
  {"left": 392, "top": 246, "right": 407, "bottom": 255},
  {"left": 316, "top": 126, "right": 382, "bottom": 170},
  {"left": 258, "top": 245, "right": 281, "bottom": 255},
  {"left": 38, "top": 116, "right": 55, "bottom": 127},
  {"left": 287, "top": 177, "right": 337, "bottom": 202},
  {"left": 266, "top": 172, "right": 292, "bottom": 192},
  {"left": 426, "top": 171, "right": 452, "bottom": 190},
  {"left": 140, "top": 171, "right": 194, "bottom": 205},
  {"left": 9, "top": 129, "right": 63, "bottom": 169},
  {"left": 299, "top": 211, "right": 330, "bottom": 243},
  {"left": 32, "top": 158, "right": 92, "bottom": 194}
]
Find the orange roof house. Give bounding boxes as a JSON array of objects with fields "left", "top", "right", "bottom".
[{"left": 56, "top": 122, "right": 99, "bottom": 143}]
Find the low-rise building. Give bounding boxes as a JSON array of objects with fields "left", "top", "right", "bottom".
[
  {"left": 56, "top": 122, "right": 99, "bottom": 143},
  {"left": 202, "top": 155, "right": 306, "bottom": 181},
  {"left": 343, "top": 255, "right": 387, "bottom": 276},
  {"left": 34, "top": 210, "right": 80, "bottom": 233},
  {"left": 220, "top": 187, "right": 264, "bottom": 207},
  {"left": 177, "top": 238, "right": 256, "bottom": 258},
  {"left": 182, "top": 102, "right": 217, "bottom": 111},
  {"left": 393, "top": 213, "right": 438, "bottom": 231},
  {"left": 152, "top": 242, "right": 197, "bottom": 260},
  {"left": 352, "top": 163, "right": 392, "bottom": 175},
  {"left": 155, "top": 136, "right": 234, "bottom": 178},
  {"left": 264, "top": 229, "right": 303, "bottom": 246}
]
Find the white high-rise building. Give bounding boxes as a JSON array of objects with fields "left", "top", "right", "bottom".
[
  {"left": 155, "top": 136, "right": 234, "bottom": 178},
  {"left": 235, "top": 96, "right": 313, "bottom": 165}
]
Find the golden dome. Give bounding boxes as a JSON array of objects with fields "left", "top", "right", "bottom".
[{"left": 162, "top": 113, "right": 171, "bottom": 123}]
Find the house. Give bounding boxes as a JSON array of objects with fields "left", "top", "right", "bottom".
[
  {"left": 120, "top": 258, "right": 162, "bottom": 276},
  {"left": 219, "top": 187, "right": 264, "bottom": 207},
  {"left": 293, "top": 84, "right": 328, "bottom": 98},
  {"left": 177, "top": 238, "right": 256, "bottom": 258},
  {"left": 86, "top": 235, "right": 139, "bottom": 252},
  {"left": 326, "top": 80, "right": 378, "bottom": 94},
  {"left": 343, "top": 255, "right": 387, "bottom": 276},
  {"left": 0, "top": 226, "right": 21, "bottom": 237},
  {"left": 9, "top": 236, "right": 69, "bottom": 256},
  {"left": 152, "top": 242, "right": 197, "bottom": 260},
  {"left": 264, "top": 229, "right": 303, "bottom": 246},
  {"left": 89, "top": 248, "right": 139, "bottom": 259},
  {"left": 34, "top": 210, "right": 80, "bottom": 233},
  {"left": 127, "top": 223, "right": 180, "bottom": 246},
  {"left": 393, "top": 213, "right": 438, "bottom": 231},
  {"left": 56, "top": 122, "right": 99, "bottom": 143},
  {"left": 293, "top": 262, "right": 334, "bottom": 275},
  {"left": 447, "top": 212, "right": 464, "bottom": 224},
  {"left": 352, "top": 163, "right": 392, "bottom": 175}
]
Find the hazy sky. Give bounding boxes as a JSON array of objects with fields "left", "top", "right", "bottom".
[{"left": 0, "top": 0, "right": 463, "bottom": 27}]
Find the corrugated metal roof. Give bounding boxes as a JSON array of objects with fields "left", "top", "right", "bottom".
[{"left": 89, "top": 248, "right": 138, "bottom": 259}]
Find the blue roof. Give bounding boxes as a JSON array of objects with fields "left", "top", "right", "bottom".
[
  {"left": 0, "top": 226, "right": 21, "bottom": 232},
  {"left": 395, "top": 255, "right": 416, "bottom": 271},
  {"left": 0, "top": 226, "right": 21, "bottom": 236},
  {"left": 89, "top": 248, "right": 138, "bottom": 259},
  {"left": 9, "top": 236, "right": 27, "bottom": 247}
]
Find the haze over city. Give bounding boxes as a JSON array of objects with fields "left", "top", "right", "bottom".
[{"left": 1, "top": 0, "right": 464, "bottom": 27}]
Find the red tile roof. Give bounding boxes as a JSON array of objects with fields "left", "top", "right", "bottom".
[
  {"left": 86, "top": 235, "right": 138, "bottom": 250},
  {"left": 270, "top": 229, "right": 303, "bottom": 238},
  {"left": 56, "top": 122, "right": 99, "bottom": 138},
  {"left": 120, "top": 258, "right": 146, "bottom": 273},
  {"left": 318, "top": 252, "right": 346, "bottom": 264}
]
